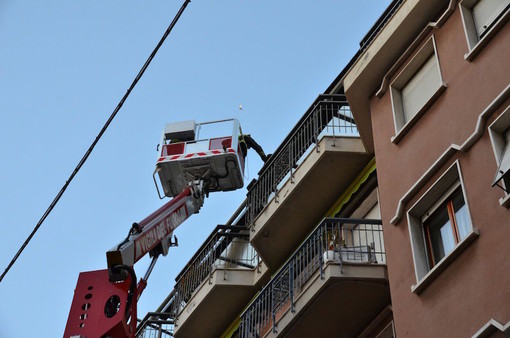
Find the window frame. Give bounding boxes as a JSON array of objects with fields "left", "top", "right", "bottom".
[
  {"left": 460, "top": 0, "right": 510, "bottom": 61},
  {"left": 375, "top": 320, "right": 395, "bottom": 338},
  {"left": 390, "top": 36, "right": 447, "bottom": 144},
  {"left": 407, "top": 161, "right": 478, "bottom": 294},
  {"left": 488, "top": 104, "right": 510, "bottom": 207},
  {"left": 423, "top": 186, "right": 469, "bottom": 267}
]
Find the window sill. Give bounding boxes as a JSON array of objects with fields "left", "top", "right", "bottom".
[
  {"left": 411, "top": 229, "right": 479, "bottom": 294},
  {"left": 464, "top": 9, "right": 510, "bottom": 62},
  {"left": 391, "top": 82, "right": 447, "bottom": 144},
  {"left": 500, "top": 194, "right": 510, "bottom": 208}
]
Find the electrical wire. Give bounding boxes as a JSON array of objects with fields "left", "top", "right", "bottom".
[{"left": 0, "top": 0, "right": 191, "bottom": 285}]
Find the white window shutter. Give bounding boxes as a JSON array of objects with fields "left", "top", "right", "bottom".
[
  {"left": 493, "top": 129, "right": 510, "bottom": 186},
  {"left": 473, "top": 0, "right": 510, "bottom": 37},
  {"left": 401, "top": 55, "right": 440, "bottom": 124}
]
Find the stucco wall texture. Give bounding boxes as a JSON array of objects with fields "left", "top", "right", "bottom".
[{"left": 369, "top": 8, "right": 510, "bottom": 337}]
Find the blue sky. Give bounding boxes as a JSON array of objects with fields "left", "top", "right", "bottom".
[{"left": 0, "top": 1, "right": 390, "bottom": 336}]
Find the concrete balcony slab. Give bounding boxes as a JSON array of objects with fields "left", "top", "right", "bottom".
[
  {"left": 250, "top": 136, "right": 372, "bottom": 271},
  {"left": 265, "top": 263, "right": 390, "bottom": 338},
  {"left": 174, "top": 263, "right": 268, "bottom": 338}
]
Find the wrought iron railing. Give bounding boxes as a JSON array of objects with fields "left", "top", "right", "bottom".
[
  {"left": 359, "top": 0, "right": 404, "bottom": 51},
  {"left": 239, "top": 218, "right": 384, "bottom": 338},
  {"left": 136, "top": 224, "right": 259, "bottom": 336},
  {"left": 172, "top": 225, "right": 257, "bottom": 312},
  {"left": 136, "top": 312, "right": 175, "bottom": 338},
  {"left": 245, "top": 94, "right": 357, "bottom": 226}
]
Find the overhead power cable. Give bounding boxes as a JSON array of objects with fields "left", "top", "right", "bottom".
[{"left": 0, "top": 0, "right": 191, "bottom": 284}]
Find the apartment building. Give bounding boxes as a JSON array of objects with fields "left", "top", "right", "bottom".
[
  {"left": 342, "top": 0, "right": 510, "bottom": 336},
  {"left": 137, "top": 0, "right": 509, "bottom": 337}
]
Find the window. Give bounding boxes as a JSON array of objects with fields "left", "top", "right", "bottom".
[
  {"left": 401, "top": 55, "right": 440, "bottom": 124},
  {"left": 460, "top": 0, "right": 510, "bottom": 60},
  {"left": 407, "top": 162, "right": 478, "bottom": 293},
  {"left": 493, "top": 128, "right": 510, "bottom": 191},
  {"left": 390, "top": 36, "right": 446, "bottom": 143},
  {"left": 423, "top": 188, "right": 471, "bottom": 267},
  {"left": 488, "top": 104, "right": 510, "bottom": 207},
  {"left": 492, "top": 128, "right": 510, "bottom": 189},
  {"left": 472, "top": 0, "right": 509, "bottom": 38}
]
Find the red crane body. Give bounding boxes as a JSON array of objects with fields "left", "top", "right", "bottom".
[
  {"left": 64, "top": 119, "right": 249, "bottom": 338},
  {"left": 64, "top": 184, "right": 204, "bottom": 338}
]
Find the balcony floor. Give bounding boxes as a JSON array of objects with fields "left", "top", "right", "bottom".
[
  {"left": 174, "top": 264, "right": 268, "bottom": 338},
  {"left": 267, "top": 262, "right": 390, "bottom": 338},
  {"left": 251, "top": 136, "right": 372, "bottom": 270}
]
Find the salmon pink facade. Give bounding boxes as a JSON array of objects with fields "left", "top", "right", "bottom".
[{"left": 344, "top": 0, "right": 510, "bottom": 336}]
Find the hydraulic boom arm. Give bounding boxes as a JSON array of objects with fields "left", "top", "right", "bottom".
[
  {"left": 65, "top": 117, "right": 251, "bottom": 338},
  {"left": 64, "top": 182, "right": 204, "bottom": 338},
  {"left": 107, "top": 182, "right": 204, "bottom": 281}
]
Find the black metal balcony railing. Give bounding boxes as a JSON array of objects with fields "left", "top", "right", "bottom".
[
  {"left": 246, "top": 94, "right": 358, "bottom": 226},
  {"left": 239, "top": 218, "right": 384, "bottom": 338},
  {"left": 359, "top": 0, "right": 403, "bottom": 51},
  {"left": 173, "top": 227, "right": 257, "bottom": 309},
  {"left": 136, "top": 311, "right": 175, "bottom": 338},
  {"left": 135, "top": 224, "right": 258, "bottom": 337}
]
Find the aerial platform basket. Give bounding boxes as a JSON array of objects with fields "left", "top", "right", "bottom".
[{"left": 155, "top": 119, "right": 246, "bottom": 198}]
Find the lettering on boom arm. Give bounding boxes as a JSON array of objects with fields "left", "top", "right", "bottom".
[{"left": 134, "top": 204, "right": 188, "bottom": 260}]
